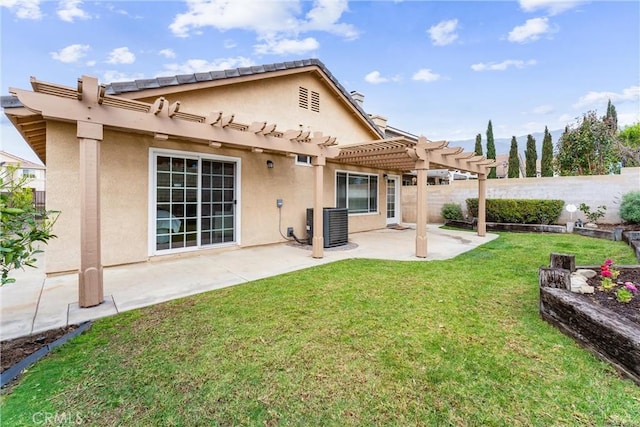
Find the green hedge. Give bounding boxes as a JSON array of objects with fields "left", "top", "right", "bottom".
[{"left": 466, "top": 198, "right": 564, "bottom": 225}]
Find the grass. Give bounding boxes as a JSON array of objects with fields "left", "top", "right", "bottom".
[{"left": 2, "top": 232, "right": 640, "bottom": 426}]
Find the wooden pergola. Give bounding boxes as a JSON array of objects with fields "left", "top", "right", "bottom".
[{"left": 6, "top": 75, "right": 496, "bottom": 308}]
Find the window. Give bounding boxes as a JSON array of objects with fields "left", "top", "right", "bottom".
[
  {"left": 336, "top": 171, "right": 378, "bottom": 214},
  {"left": 21, "top": 169, "right": 36, "bottom": 178},
  {"left": 295, "top": 155, "right": 312, "bottom": 166},
  {"left": 152, "top": 150, "right": 239, "bottom": 254}
]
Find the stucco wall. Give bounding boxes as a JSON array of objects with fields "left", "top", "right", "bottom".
[
  {"left": 46, "top": 122, "right": 80, "bottom": 273},
  {"left": 402, "top": 168, "right": 640, "bottom": 224},
  {"left": 45, "top": 125, "right": 390, "bottom": 274},
  {"left": 135, "top": 73, "right": 376, "bottom": 145}
]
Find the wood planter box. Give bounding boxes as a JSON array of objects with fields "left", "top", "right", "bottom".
[
  {"left": 539, "top": 254, "right": 640, "bottom": 386},
  {"left": 573, "top": 226, "right": 624, "bottom": 241}
]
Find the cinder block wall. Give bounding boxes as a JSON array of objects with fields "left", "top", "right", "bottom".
[{"left": 402, "top": 167, "right": 640, "bottom": 224}]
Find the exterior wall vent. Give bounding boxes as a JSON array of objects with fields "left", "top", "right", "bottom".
[
  {"left": 306, "top": 207, "right": 348, "bottom": 248},
  {"left": 299, "top": 86, "right": 309, "bottom": 109},
  {"left": 311, "top": 91, "right": 320, "bottom": 112}
]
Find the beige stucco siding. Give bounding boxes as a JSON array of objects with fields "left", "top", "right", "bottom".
[
  {"left": 100, "top": 130, "right": 149, "bottom": 267},
  {"left": 46, "top": 122, "right": 81, "bottom": 273},
  {"left": 45, "top": 123, "right": 389, "bottom": 274},
  {"left": 136, "top": 73, "right": 375, "bottom": 145}
]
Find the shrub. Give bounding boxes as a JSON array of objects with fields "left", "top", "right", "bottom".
[
  {"left": 466, "top": 198, "right": 564, "bottom": 224},
  {"left": 578, "top": 203, "right": 606, "bottom": 224},
  {"left": 441, "top": 203, "right": 464, "bottom": 221},
  {"left": 619, "top": 191, "right": 640, "bottom": 224}
]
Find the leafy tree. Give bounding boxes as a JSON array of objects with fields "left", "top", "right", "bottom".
[
  {"left": 541, "top": 126, "right": 554, "bottom": 177},
  {"left": 617, "top": 122, "right": 640, "bottom": 167},
  {"left": 508, "top": 136, "right": 520, "bottom": 178},
  {"left": 525, "top": 134, "right": 537, "bottom": 177},
  {"left": 474, "top": 133, "right": 483, "bottom": 156},
  {"left": 555, "top": 110, "right": 620, "bottom": 176},
  {"left": 1, "top": 165, "right": 59, "bottom": 285},
  {"left": 486, "top": 120, "right": 496, "bottom": 178}
]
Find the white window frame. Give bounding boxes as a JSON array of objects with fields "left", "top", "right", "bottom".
[
  {"left": 148, "top": 148, "right": 242, "bottom": 256},
  {"left": 335, "top": 169, "right": 379, "bottom": 216},
  {"left": 295, "top": 155, "right": 312, "bottom": 167}
]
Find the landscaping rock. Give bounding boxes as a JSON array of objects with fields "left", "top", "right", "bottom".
[
  {"left": 575, "top": 269, "right": 598, "bottom": 279},
  {"left": 579, "top": 285, "right": 595, "bottom": 294},
  {"left": 570, "top": 274, "right": 588, "bottom": 293}
]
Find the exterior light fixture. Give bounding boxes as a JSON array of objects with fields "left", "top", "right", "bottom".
[{"left": 266, "top": 160, "right": 274, "bottom": 169}]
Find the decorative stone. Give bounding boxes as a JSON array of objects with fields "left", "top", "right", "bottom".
[
  {"left": 575, "top": 269, "right": 598, "bottom": 279},
  {"left": 570, "top": 274, "right": 588, "bottom": 293},
  {"left": 579, "top": 285, "right": 595, "bottom": 294},
  {"left": 585, "top": 223, "right": 598, "bottom": 229}
]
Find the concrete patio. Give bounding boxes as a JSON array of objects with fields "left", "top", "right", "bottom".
[{"left": 1, "top": 224, "right": 497, "bottom": 341}]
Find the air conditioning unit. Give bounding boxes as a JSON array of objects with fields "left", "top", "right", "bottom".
[{"left": 306, "top": 207, "right": 348, "bottom": 248}]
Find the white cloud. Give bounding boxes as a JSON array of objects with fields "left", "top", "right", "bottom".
[
  {"left": 519, "top": 0, "right": 584, "bottom": 16},
  {"left": 508, "top": 17, "right": 552, "bottom": 43},
  {"left": 169, "top": 0, "right": 358, "bottom": 52},
  {"left": 532, "top": 104, "right": 554, "bottom": 114},
  {"left": 224, "top": 39, "right": 237, "bottom": 49},
  {"left": 412, "top": 68, "right": 441, "bottom": 82},
  {"left": 428, "top": 19, "right": 458, "bottom": 46},
  {"left": 57, "top": 0, "right": 90, "bottom": 22},
  {"left": 156, "top": 57, "right": 255, "bottom": 76},
  {"left": 50, "top": 44, "right": 90, "bottom": 63},
  {"left": 365, "top": 71, "right": 387, "bottom": 84},
  {"left": 101, "top": 70, "right": 146, "bottom": 84},
  {"left": 1, "top": 0, "right": 42, "bottom": 20},
  {"left": 304, "top": 0, "right": 358, "bottom": 40},
  {"left": 364, "top": 71, "right": 401, "bottom": 84},
  {"left": 471, "top": 59, "right": 537, "bottom": 71},
  {"left": 86, "top": 60, "right": 96, "bottom": 66},
  {"left": 254, "top": 37, "right": 319, "bottom": 55},
  {"left": 159, "top": 49, "right": 176, "bottom": 59},
  {"left": 106, "top": 47, "right": 136, "bottom": 64},
  {"left": 572, "top": 86, "right": 640, "bottom": 109}
]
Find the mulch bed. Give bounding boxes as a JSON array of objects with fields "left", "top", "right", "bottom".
[{"left": 1, "top": 325, "right": 79, "bottom": 373}]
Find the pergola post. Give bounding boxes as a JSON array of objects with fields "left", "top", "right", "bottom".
[
  {"left": 77, "top": 120, "right": 104, "bottom": 307},
  {"left": 415, "top": 159, "right": 429, "bottom": 258},
  {"left": 477, "top": 173, "right": 487, "bottom": 237},
  {"left": 311, "top": 155, "right": 325, "bottom": 258}
]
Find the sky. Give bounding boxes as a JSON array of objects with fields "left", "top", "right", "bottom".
[{"left": 1, "top": 0, "right": 639, "bottom": 164}]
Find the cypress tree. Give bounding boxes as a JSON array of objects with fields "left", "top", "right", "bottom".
[
  {"left": 605, "top": 99, "right": 618, "bottom": 133},
  {"left": 508, "top": 136, "right": 520, "bottom": 178},
  {"left": 541, "top": 126, "right": 554, "bottom": 177},
  {"left": 525, "top": 134, "right": 537, "bottom": 177},
  {"left": 486, "top": 120, "right": 496, "bottom": 178},
  {"left": 474, "top": 133, "right": 483, "bottom": 156}
]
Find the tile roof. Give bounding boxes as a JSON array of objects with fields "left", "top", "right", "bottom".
[{"left": 1, "top": 59, "right": 384, "bottom": 138}]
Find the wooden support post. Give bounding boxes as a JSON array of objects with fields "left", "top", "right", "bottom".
[
  {"left": 477, "top": 174, "right": 487, "bottom": 237},
  {"left": 312, "top": 155, "right": 325, "bottom": 258},
  {"left": 78, "top": 121, "right": 104, "bottom": 308},
  {"left": 415, "top": 159, "right": 428, "bottom": 258}
]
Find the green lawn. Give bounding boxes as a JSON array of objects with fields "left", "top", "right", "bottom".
[{"left": 2, "top": 232, "right": 640, "bottom": 426}]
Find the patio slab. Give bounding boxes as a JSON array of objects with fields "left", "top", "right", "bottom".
[{"left": 1, "top": 224, "right": 497, "bottom": 341}]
